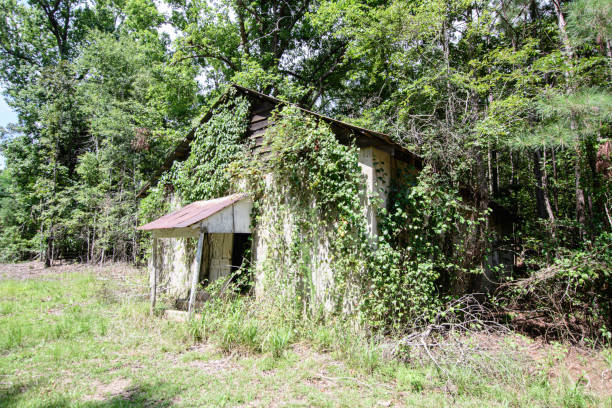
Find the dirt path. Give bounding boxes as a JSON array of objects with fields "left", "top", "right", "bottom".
[
  {"left": 0, "top": 260, "right": 143, "bottom": 281},
  {"left": 0, "top": 261, "right": 85, "bottom": 280}
]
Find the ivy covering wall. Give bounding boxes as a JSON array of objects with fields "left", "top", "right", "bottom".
[
  {"left": 139, "top": 89, "right": 252, "bottom": 221},
  {"left": 241, "top": 106, "right": 371, "bottom": 321},
  {"left": 237, "top": 106, "right": 488, "bottom": 332}
]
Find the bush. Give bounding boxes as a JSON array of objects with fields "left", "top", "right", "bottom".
[
  {"left": 496, "top": 231, "right": 612, "bottom": 345},
  {"left": 396, "top": 365, "right": 425, "bottom": 392}
]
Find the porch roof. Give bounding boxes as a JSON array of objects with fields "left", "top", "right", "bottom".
[{"left": 137, "top": 194, "right": 250, "bottom": 237}]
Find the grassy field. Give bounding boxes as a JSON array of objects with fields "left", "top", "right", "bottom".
[{"left": 0, "top": 263, "right": 610, "bottom": 407}]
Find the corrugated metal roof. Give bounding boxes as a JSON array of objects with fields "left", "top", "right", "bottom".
[{"left": 137, "top": 194, "right": 246, "bottom": 231}]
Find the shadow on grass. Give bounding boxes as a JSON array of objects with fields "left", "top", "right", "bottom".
[{"left": 0, "top": 381, "right": 177, "bottom": 408}]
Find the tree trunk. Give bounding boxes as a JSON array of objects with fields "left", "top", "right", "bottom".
[
  {"left": 552, "top": 0, "right": 573, "bottom": 59},
  {"left": 551, "top": 147, "right": 559, "bottom": 214},
  {"left": 442, "top": 17, "right": 453, "bottom": 126},
  {"left": 44, "top": 235, "right": 52, "bottom": 267},
  {"left": 606, "top": 39, "right": 612, "bottom": 80},
  {"left": 533, "top": 150, "right": 547, "bottom": 219},
  {"left": 533, "top": 149, "right": 556, "bottom": 239},
  {"left": 488, "top": 146, "right": 499, "bottom": 197},
  {"left": 541, "top": 149, "right": 556, "bottom": 226},
  {"left": 575, "top": 151, "right": 587, "bottom": 239},
  {"left": 552, "top": 0, "right": 587, "bottom": 237}
]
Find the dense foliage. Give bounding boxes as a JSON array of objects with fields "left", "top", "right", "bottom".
[
  {"left": 241, "top": 106, "right": 371, "bottom": 319},
  {"left": 235, "top": 107, "right": 488, "bottom": 331},
  {"left": 0, "top": 0, "right": 200, "bottom": 263},
  {"left": 138, "top": 91, "right": 251, "bottom": 223},
  {"left": 172, "top": 92, "right": 251, "bottom": 203},
  {"left": 367, "top": 169, "right": 489, "bottom": 330},
  {"left": 0, "top": 0, "right": 610, "bottom": 340}
]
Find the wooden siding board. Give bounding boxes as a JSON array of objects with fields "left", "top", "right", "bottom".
[
  {"left": 249, "top": 119, "right": 269, "bottom": 132},
  {"left": 250, "top": 114, "right": 267, "bottom": 122},
  {"left": 250, "top": 129, "right": 267, "bottom": 138}
]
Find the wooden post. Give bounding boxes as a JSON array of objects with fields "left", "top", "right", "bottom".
[
  {"left": 188, "top": 228, "right": 206, "bottom": 317},
  {"left": 150, "top": 237, "right": 158, "bottom": 314}
]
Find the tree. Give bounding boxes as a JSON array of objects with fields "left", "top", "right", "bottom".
[
  {"left": 168, "top": 0, "right": 353, "bottom": 107},
  {"left": 0, "top": 0, "right": 199, "bottom": 263}
]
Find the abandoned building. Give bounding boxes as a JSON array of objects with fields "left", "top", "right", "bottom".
[{"left": 138, "top": 84, "right": 422, "bottom": 313}]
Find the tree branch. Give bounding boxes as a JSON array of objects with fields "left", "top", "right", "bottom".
[{"left": 173, "top": 53, "right": 239, "bottom": 71}]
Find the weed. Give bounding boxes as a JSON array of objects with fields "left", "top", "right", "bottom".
[
  {"left": 396, "top": 365, "right": 425, "bottom": 392},
  {"left": 263, "top": 326, "right": 292, "bottom": 358},
  {"left": 359, "top": 342, "right": 381, "bottom": 374},
  {"left": 219, "top": 319, "right": 241, "bottom": 352},
  {"left": 240, "top": 321, "right": 260, "bottom": 352},
  {"left": 559, "top": 383, "right": 592, "bottom": 408},
  {"left": 311, "top": 325, "right": 334, "bottom": 352},
  {"left": 188, "top": 317, "right": 204, "bottom": 342},
  {"left": 602, "top": 348, "right": 612, "bottom": 367},
  {"left": 0, "top": 322, "right": 23, "bottom": 351}
]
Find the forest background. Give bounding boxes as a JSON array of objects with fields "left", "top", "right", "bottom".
[{"left": 0, "top": 0, "right": 610, "bottom": 340}]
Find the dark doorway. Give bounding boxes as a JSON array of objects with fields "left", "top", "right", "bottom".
[{"left": 231, "top": 233, "right": 252, "bottom": 292}]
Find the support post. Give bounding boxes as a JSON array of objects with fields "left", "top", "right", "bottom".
[
  {"left": 150, "top": 237, "right": 158, "bottom": 314},
  {"left": 188, "top": 228, "right": 206, "bottom": 317}
]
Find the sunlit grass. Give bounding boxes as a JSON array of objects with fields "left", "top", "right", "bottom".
[{"left": 0, "top": 266, "right": 609, "bottom": 407}]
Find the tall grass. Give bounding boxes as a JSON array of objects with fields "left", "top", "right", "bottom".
[
  {"left": 0, "top": 267, "right": 607, "bottom": 407},
  {"left": 186, "top": 296, "right": 294, "bottom": 357},
  {"left": 178, "top": 289, "right": 609, "bottom": 407}
]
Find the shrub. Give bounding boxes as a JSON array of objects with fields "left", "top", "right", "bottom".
[
  {"left": 239, "top": 321, "right": 260, "bottom": 352},
  {"left": 496, "top": 231, "right": 612, "bottom": 345}
]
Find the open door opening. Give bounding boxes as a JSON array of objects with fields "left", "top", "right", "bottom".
[{"left": 231, "top": 233, "right": 252, "bottom": 293}]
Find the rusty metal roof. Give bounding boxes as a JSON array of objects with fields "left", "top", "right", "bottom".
[{"left": 137, "top": 194, "right": 246, "bottom": 231}]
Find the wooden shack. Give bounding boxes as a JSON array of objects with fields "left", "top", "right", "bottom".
[{"left": 138, "top": 84, "right": 422, "bottom": 313}]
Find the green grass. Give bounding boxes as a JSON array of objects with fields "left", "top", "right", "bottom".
[{"left": 0, "top": 266, "right": 610, "bottom": 407}]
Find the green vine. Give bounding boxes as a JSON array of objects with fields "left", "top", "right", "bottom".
[
  {"left": 239, "top": 107, "right": 488, "bottom": 332},
  {"left": 173, "top": 89, "right": 251, "bottom": 203},
  {"left": 239, "top": 106, "right": 370, "bottom": 318},
  {"left": 143, "top": 100, "right": 489, "bottom": 333},
  {"left": 366, "top": 168, "right": 488, "bottom": 331},
  {"left": 139, "top": 88, "right": 251, "bottom": 221}
]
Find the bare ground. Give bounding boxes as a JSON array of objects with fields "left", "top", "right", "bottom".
[{"left": 0, "top": 260, "right": 142, "bottom": 281}]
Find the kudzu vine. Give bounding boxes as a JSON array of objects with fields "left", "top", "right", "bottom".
[
  {"left": 240, "top": 106, "right": 486, "bottom": 332},
  {"left": 142, "top": 99, "right": 487, "bottom": 333},
  {"left": 139, "top": 88, "right": 251, "bottom": 220}
]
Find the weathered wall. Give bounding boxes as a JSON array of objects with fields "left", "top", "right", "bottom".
[
  {"left": 253, "top": 146, "right": 406, "bottom": 314},
  {"left": 148, "top": 195, "right": 196, "bottom": 299},
  {"left": 150, "top": 147, "right": 413, "bottom": 305},
  {"left": 150, "top": 235, "right": 198, "bottom": 299},
  {"left": 149, "top": 194, "right": 237, "bottom": 299},
  {"left": 358, "top": 146, "right": 391, "bottom": 239},
  {"left": 252, "top": 173, "right": 337, "bottom": 313}
]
